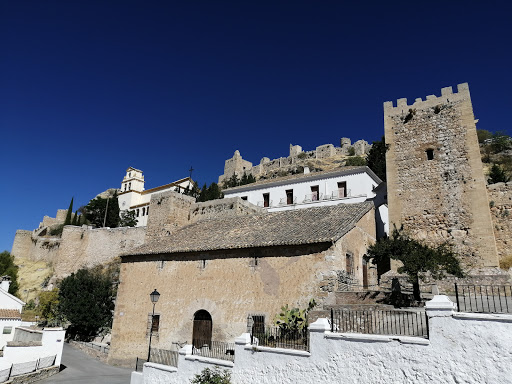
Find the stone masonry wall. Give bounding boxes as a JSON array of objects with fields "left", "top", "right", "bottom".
[
  {"left": 384, "top": 83, "right": 498, "bottom": 268},
  {"left": 487, "top": 182, "right": 512, "bottom": 266},
  {"left": 144, "top": 191, "right": 195, "bottom": 242},
  {"left": 12, "top": 225, "right": 145, "bottom": 279},
  {"left": 109, "top": 210, "right": 375, "bottom": 366}
]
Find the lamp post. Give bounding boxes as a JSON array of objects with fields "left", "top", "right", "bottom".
[{"left": 147, "top": 289, "right": 160, "bottom": 362}]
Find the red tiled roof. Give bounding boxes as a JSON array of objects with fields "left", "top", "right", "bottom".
[{"left": 0, "top": 309, "right": 21, "bottom": 319}]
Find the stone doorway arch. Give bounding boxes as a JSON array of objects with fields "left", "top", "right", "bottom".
[{"left": 192, "top": 310, "right": 212, "bottom": 348}]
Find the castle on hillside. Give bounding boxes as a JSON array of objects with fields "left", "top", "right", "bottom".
[{"left": 218, "top": 138, "right": 371, "bottom": 185}]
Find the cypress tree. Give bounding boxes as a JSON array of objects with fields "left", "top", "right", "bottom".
[{"left": 64, "top": 198, "right": 74, "bottom": 226}]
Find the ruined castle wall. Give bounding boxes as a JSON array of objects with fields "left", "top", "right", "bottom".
[
  {"left": 384, "top": 83, "right": 498, "bottom": 268},
  {"left": 12, "top": 230, "right": 61, "bottom": 264},
  {"left": 145, "top": 191, "right": 195, "bottom": 241},
  {"left": 190, "top": 198, "right": 263, "bottom": 222},
  {"left": 52, "top": 226, "right": 146, "bottom": 278},
  {"left": 218, "top": 140, "right": 371, "bottom": 184},
  {"left": 487, "top": 182, "right": 512, "bottom": 265},
  {"left": 11, "top": 230, "right": 33, "bottom": 260}
]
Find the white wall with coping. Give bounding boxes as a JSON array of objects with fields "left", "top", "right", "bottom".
[
  {"left": 133, "top": 296, "right": 512, "bottom": 384},
  {"left": 223, "top": 169, "right": 380, "bottom": 211},
  {"left": 0, "top": 327, "right": 66, "bottom": 370}
]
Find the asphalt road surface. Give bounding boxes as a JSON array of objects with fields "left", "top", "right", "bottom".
[{"left": 38, "top": 343, "right": 133, "bottom": 384}]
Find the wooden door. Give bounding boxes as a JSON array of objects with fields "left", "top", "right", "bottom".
[
  {"left": 192, "top": 310, "right": 212, "bottom": 348},
  {"left": 362, "top": 259, "right": 368, "bottom": 289}
]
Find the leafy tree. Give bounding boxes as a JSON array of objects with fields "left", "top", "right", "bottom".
[
  {"left": 38, "top": 288, "right": 62, "bottom": 326},
  {"left": 83, "top": 193, "right": 120, "bottom": 228},
  {"left": 347, "top": 146, "right": 355, "bottom": 156},
  {"left": 366, "top": 227, "right": 463, "bottom": 301},
  {"left": 0, "top": 251, "right": 19, "bottom": 296},
  {"left": 488, "top": 164, "right": 510, "bottom": 184},
  {"left": 477, "top": 129, "right": 493, "bottom": 144},
  {"left": 58, "top": 268, "right": 116, "bottom": 340},
  {"left": 64, "top": 198, "right": 74, "bottom": 226},
  {"left": 366, "top": 137, "right": 389, "bottom": 181},
  {"left": 191, "top": 367, "right": 231, "bottom": 384},
  {"left": 119, "top": 210, "right": 137, "bottom": 227},
  {"left": 345, "top": 156, "right": 367, "bottom": 166}
]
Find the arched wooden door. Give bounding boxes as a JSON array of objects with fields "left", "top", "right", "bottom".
[{"left": 192, "top": 310, "right": 212, "bottom": 348}]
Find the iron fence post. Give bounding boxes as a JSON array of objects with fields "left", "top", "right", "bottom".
[
  {"left": 454, "top": 283, "right": 460, "bottom": 311},
  {"left": 330, "top": 308, "right": 333, "bottom": 332}
]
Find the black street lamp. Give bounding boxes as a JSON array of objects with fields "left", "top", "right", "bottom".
[{"left": 147, "top": 289, "right": 160, "bottom": 362}]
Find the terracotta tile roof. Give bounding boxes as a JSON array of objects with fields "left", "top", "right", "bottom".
[
  {"left": 0, "top": 309, "right": 21, "bottom": 319},
  {"left": 223, "top": 166, "right": 381, "bottom": 193},
  {"left": 124, "top": 201, "right": 373, "bottom": 256}
]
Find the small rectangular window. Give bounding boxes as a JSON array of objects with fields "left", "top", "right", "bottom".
[
  {"left": 151, "top": 315, "right": 160, "bottom": 333},
  {"left": 338, "top": 182, "right": 347, "bottom": 198},
  {"left": 346, "top": 253, "right": 354, "bottom": 275},
  {"left": 248, "top": 315, "right": 265, "bottom": 334},
  {"left": 311, "top": 185, "right": 319, "bottom": 201},
  {"left": 263, "top": 193, "right": 270, "bottom": 208},
  {"left": 426, "top": 149, "right": 434, "bottom": 160},
  {"left": 286, "top": 189, "right": 293, "bottom": 205},
  {"left": 3, "top": 327, "right": 12, "bottom": 334}
]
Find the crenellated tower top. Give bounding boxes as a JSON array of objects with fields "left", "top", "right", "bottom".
[{"left": 384, "top": 83, "right": 470, "bottom": 115}]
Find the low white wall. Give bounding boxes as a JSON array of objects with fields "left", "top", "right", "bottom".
[
  {"left": 135, "top": 296, "right": 512, "bottom": 384},
  {"left": 0, "top": 327, "right": 65, "bottom": 369}
]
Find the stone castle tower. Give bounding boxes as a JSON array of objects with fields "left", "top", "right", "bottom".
[{"left": 384, "top": 83, "right": 498, "bottom": 268}]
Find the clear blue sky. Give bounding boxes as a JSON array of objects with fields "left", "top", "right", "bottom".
[{"left": 1, "top": 1, "right": 511, "bottom": 252}]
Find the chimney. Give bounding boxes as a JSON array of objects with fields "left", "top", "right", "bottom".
[{"left": 0, "top": 276, "right": 11, "bottom": 292}]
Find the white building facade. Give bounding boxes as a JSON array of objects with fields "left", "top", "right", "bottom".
[
  {"left": 223, "top": 166, "right": 388, "bottom": 236},
  {"left": 118, "top": 167, "right": 193, "bottom": 227}
]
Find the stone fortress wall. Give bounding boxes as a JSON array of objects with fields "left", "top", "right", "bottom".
[
  {"left": 487, "top": 182, "right": 512, "bottom": 266},
  {"left": 384, "top": 83, "right": 499, "bottom": 269},
  {"left": 219, "top": 138, "right": 372, "bottom": 184},
  {"left": 12, "top": 193, "right": 266, "bottom": 279}
]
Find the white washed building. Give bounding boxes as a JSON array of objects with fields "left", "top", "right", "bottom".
[
  {"left": 118, "top": 167, "right": 193, "bottom": 227},
  {"left": 223, "top": 166, "right": 388, "bottom": 236}
]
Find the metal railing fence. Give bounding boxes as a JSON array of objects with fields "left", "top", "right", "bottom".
[
  {"left": 192, "top": 339, "right": 235, "bottom": 362},
  {"left": 455, "top": 284, "right": 512, "bottom": 314},
  {"left": 251, "top": 326, "right": 309, "bottom": 352},
  {"left": 0, "top": 355, "right": 56, "bottom": 383},
  {"left": 330, "top": 308, "right": 429, "bottom": 339}
]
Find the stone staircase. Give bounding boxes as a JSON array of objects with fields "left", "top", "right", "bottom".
[{"left": 309, "top": 290, "right": 412, "bottom": 323}]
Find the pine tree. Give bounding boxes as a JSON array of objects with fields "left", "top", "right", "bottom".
[{"left": 488, "top": 164, "right": 510, "bottom": 184}]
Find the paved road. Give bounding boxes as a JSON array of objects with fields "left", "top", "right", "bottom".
[{"left": 38, "top": 343, "right": 133, "bottom": 384}]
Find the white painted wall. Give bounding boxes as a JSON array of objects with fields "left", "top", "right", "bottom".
[
  {"left": 224, "top": 171, "right": 379, "bottom": 212},
  {"left": 0, "top": 319, "right": 22, "bottom": 348},
  {"left": 0, "top": 289, "right": 24, "bottom": 312},
  {"left": 0, "top": 327, "right": 66, "bottom": 370},
  {"left": 134, "top": 296, "right": 512, "bottom": 384}
]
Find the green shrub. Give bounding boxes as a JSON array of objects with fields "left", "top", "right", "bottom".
[
  {"left": 190, "top": 367, "right": 231, "bottom": 384},
  {"left": 345, "top": 156, "right": 367, "bottom": 166}
]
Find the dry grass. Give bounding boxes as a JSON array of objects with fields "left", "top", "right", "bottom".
[
  {"left": 14, "top": 257, "right": 53, "bottom": 303},
  {"left": 499, "top": 255, "right": 512, "bottom": 271}
]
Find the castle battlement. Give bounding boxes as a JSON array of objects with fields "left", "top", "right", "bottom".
[{"left": 384, "top": 83, "right": 470, "bottom": 115}]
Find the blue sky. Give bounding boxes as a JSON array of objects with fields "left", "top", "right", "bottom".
[{"left": 1, "top": 1, "right": 511, "bottom": 252}]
